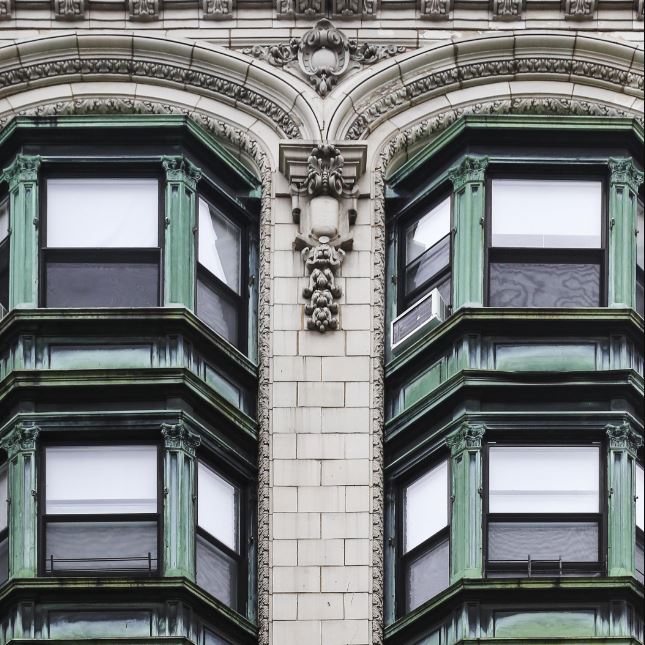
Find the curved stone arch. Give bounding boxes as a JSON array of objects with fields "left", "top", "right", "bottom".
[
  {"left": 0, "top": 32, "right": 323, "bottom": 140},
  {"left": 0, "top": 94, "right": 274, "bottom": 645},
  {"left": 366, "top": 97, "right": 643, "bottom": 645},
  {"left": 325, "top": 31, "right": 643, "bottom": 140}
]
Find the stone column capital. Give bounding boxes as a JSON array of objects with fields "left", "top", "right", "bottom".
[
  {"left": 161, "top": 422, "right": 201, "bottom": 457},
  {"left": 608, "top": 157, "right": 644, "bottom": 193},
  {"left": 448, "top": 155, "right": 489, "bottom": 193},
  {"left": 1, "top": 155, "right": 41, "bottom": 189},
  {"left": 161, "top": 155, "right": 203, "bottom": 190},
  {"left": 606, "top": 422, "right": 643, "bottom": 455},
  {"left": 1, "top": 423, "right": 40, "bottom": 458},
  {"left": 446, "top": 423, "right": 486, "bottom": 456}
]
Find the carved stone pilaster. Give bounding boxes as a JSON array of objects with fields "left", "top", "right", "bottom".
[
  {"left": 0, "top": 0, "right": 11, "bottom": 19},
  {"left": 161, "top": 422, "right": 201, "bottom": 456},
  {"left": 54, "top": 0, "right": 84, "bottom": 19},
  {"left": 280, "top": 142, "right": 367, "bottom": 332},
  {"left": 202, "top": 0, "right": 233, "bottom": 18},
  {"left": 492, "top": 0, "right": 524, "bottom": 18},
  {"left": 420, "top": 0, "right": 452, "bottom": 18},
  {"left": 563, "top": 0, "right": 596, "bottom": 18},
  {"left": 129, "top": 0, "right": 159, "bottom": 20},
  {"left": 607, "top": 423, "right": 644, "bottom": 456}
]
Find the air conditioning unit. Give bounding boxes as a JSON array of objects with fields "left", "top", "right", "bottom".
[{"left": 391, "top": 288, "right": 448, "bottom": 351}]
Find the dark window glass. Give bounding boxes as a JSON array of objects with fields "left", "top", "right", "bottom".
[
  {"left": 489, "top": 262, "right": 600, "bottom": 308},
  {"left": 405, "top": 235, "right": 450, "bottom": 295},
  {"left": 197, "top": 278, "right": 238, "bottom": 346},
  {"left": 196, "top": 534, "right": 238, "bottom": 608},
  {"left": 46, "top": 260, "right": 159, "bottom": 308},
  {"left": 0, "top": 536, "right": 7, "bottom": 584},
  {"left": 406, "top": 536, "right": 449, "bottom": 611},
  {"left": 0, "top": 240, "right": 8, "bottom": 316},
  {"left": 45, "top": 521, "right": 157, "bottom": 574}
]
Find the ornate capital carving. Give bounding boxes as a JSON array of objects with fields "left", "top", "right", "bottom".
[
  {"left": 492, "top": 0, "right": 524, "bottom": 18},
  {"left": 2, "top": 155, "right": 41, "bottom": 189},
  {"left": 448, "top": 156, "right": 489, "bottom": 192},
  {"left": 244, "top": 20, "right": 404, "bottom": 97},
  {"left": 129, "top": 0, "right": 159, "bottom": 19},
  {"left": 564, "top": 0, "right": 596, "bottom": 18},
  {"left": 0, "top": 0, "right": 12, "bottom": 19},
  {"left": 1, "top": 423, "right": 40, "bottom": 458},
  {"left": 420, "top": 0, "right": 452, "bottom": 18},
  {"left": 161, "top": 423, "right": 201, "bottom": 456},
  {"left": 607, "top": 423, "right": 643, "bottom": 454},
  {"left": 202, "top": 0, "right": 233, "bottom": 18},
  {"left": 608, "top": 157, "right": 644, "bottom": 193},
  {"left": 161, "top": 156, "right": 202, "bottom": 189},
  {"left": 54, "top": 0, "right": 84, "bottom": 18},
  {"left": 446, "top": 423, "right": 486, "bottom": 456}
]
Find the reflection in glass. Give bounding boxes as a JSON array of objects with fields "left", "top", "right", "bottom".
[
  {"left": 0, "top": 196, "right": 8, "bottom": 243},
  {"left": 199, "top": 198, "right": 241, "bottom": 293},
  {"left": 196, "top": 534, "right": 237, "bottom": 608},
  {"left": 491, "top": 180, "right": 602, "bottom": 248},
  {"left": 404, "top": 461, "right": 448, "bottom": 552},
  {"left": 405, "top": 198, "right": 450, "bottom": 263},
  {"left": 405, "top": 235, "right": 450, "bottom": 295},
  {"left": 489, "top": 446, "right": 599, "bottom": 513},
  {"left": 46, "top": 446, "right": 157, "bottom": 514},
  {"left": 198, "top": 461, "right": 239, "bottom": 552},
  {"left": 46, "top": 179, "right": 158, "bottom": 248},
  {"left": 406, "top": 537, "right": 449, "bottom": 611}
]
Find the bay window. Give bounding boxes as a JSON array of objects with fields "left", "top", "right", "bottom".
[
  {"left": 400, "top": 460, "right": 450, "bottom": 612},
  {"left": 488, "top": 178, "right": 604, "bottom": 308},
  {"left": 43, "top": 445, "right": 159, "bottom": 575},
  {"left": 196, "top": 460, "right": 243, "bottom": 609},
  {"left": 0, "top": 195, "right": 8, "bottom": 316},
  {"left": 43, "top": 177, "right": 161, "bottom": 308},
  {"left": 486, "top": 446, "right": 601, "bottom": 576},
  {"left": 196, "top": 196, "right": 245, "bottom": 349}
]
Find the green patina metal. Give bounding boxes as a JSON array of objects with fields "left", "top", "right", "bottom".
[
  {"left": 162, "top": 156, "right": 201, "bottom": 310},
  {"left": 0, "top": 423, "right": 39, "bottom": 579},
  {"left": 1, "top": 155, "right": 40, "bottom": 310},
  {"left": 606, "top": 423, "right": 643, "bottom": 577},
  {"left": 449, "top": 156, "right": 488, "bottom": 310},
  {"left": 447, "top": 423, "right": 485, "bottom": 583},
  {"left": 608, "top": 158, "right": 644, "bottom": 309},
  {"left": 161, "top": 423, "right": 200, "bottom": 581}
]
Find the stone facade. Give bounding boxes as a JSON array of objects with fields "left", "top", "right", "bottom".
[{"left": 0, "top": 2, "right": 643, "bottom": 645}]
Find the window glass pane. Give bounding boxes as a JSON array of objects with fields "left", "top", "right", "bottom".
[
  {"left": 198, "top": 461, "right": 239, "bottom": 551},
  {"left": 0, "top": 536, "right": 7, "bottom": 585},
  {"left": 47, "top": 179, "right": 158, "bottom": 248},
  {"left": 405, "top": 198, "right": 450, "bottom": 264},
  {"left": 637, "top": 200, "right": 643, "bottom": 271},
  {"left": 45, "top": 521, "right": 157, "bottom": 573},
  {"left": 0, "top": 465, "right": 7, "bottom": 531},
  {"left": 46, "top": 261, "right": 159, "bottom": 308},
  {"left": 489, "top": 446, "right": 599, "bottom": 513},
  {"left": 0, "top": 240, "right": 8, "bottom": 314},
  {"left": 489, "top": 262, "right": 600, "bottom": 308},
  {"left": 0, "top": 196, "right": 8, "bottom": 243},
  {"left": 636, "top": 463, "right": 644, "bottom": 531},
  {"left": 196, "top": 534, "right": 237, "bottom": 609},
  {"left": 205, "top": 629, "right": 232, "bottom": 645},
  {"left": 491, "top": 180, "right": 602, "bottom": 248},
  {"left": 637, "top": 531, "right": 644, "bottom": 584},
  {"left": 406, "top": 536, "right": 449, "bottom": 611},
  {"left": 46, "top": 446, "right": 157, "bottom": 514},
  {"left": 196, "top": 278, "right": 238, "bottom": 346},
  {"left": 405, "top": 235, "right": 450, "bottom": 295},
  {"left": 404, "top": 461, "right": 448, "bottom": 552},
  {"left": 199, "top": 198, "right": 241, "bottom": 294},
  {"left": 488, "top": 521, "right": 598, "bottom": 562},
  {"left": 49, "top": 611, "right": 151, "bottom": 638}
]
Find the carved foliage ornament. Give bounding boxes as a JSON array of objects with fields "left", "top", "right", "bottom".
[
  {"left": 202, "top": 0, "right": 232, "bottom": 18},
  {"left": 1, "top": 423, "right": 40, "bottom": 457},
  {"left": 446, "top": 423, "right": 486, "bottom": 456},
  {"left": 492, "top": 0, "right": 523, "bottom": 17},
  {"left": 607, "top": 423, "right": 643, "bottom": 454},
  {"left": 276, "top": 0, "right": 377, "bottom": 17},
  {"left": 0, "top": 0, "right": 11, "bottom": 19},
  {"left": 421, "top": 0, "right": 452, "bottom": 18},
  {"left": 564, "top": 0, "right": 596, "bottom": 17},
  {"left": 54, "top": 0, "right": 84, "bottom": 19},
  {"left": 608, "top": 157, "right": 644, "bottom": 193},
  {"left": 161, "top": 423, "right": 201, "bottom": 456},
  {"left": 129, "top": 0, "right": 159, "bottom": 20},
  {"left": 244, "top": 20, "right": 405, "bottom": 97}
]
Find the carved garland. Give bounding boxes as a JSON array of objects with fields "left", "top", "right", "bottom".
[
  {"left": 369, "top": 96, "right": 642, "bottom": 645},
  {"left": 346, "top": 58, "right": 644, "bottom": 139}
]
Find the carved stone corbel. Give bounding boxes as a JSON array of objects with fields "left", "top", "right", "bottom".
[
  {"left": 202, "top": 0, "right": 233, "bottom": 19},
  {"left": 129, "top": 0, "right": 160, "bottom": 20},
  {"left": 420, "top": 0, "right": 452, "bottom": 19},
  {"left": 563, "top": 0, "right": 596, "bottom": 18},
  {"left": 54, "top": 0, "right": 84, "bottom": 19},
  {"left": 491, "top": 0, "right": 524, "bottom": 19},
  {"left": 280, "top": 142, "right": 367, "bottom": 332}
]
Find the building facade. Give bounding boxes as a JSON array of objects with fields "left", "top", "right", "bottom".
[{"left": 0, "top": 2, "right": 643, "bottom": 644}]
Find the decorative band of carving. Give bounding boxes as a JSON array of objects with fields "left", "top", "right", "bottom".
[
  {"left": 607, "top": 423, "right": 644, "bottom": 454},
  {"left": 1, "top": 423, "right": 40, "bottom": 457},
  {"left": 0, "top": 58, "right": 302, "bottom": 139},
  {"left": 346, "top": 59, "right": 644, "bottom": 139}
]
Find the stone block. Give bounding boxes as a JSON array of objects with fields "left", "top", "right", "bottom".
[
  {"left": 273, "top": 512, "right": 321, "bottom": 539},
  {"left": 297, "top": 538, "right": 345, "bottom": 566}
]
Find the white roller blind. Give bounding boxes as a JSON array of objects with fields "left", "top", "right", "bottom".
[
  {"left": 0, "top": 465, "right": 7, "bottom": 532},
  {"left": 45, "top": 446, "right": 157, "bottom": 514},
  {"left": 198, "top": 461, "right": 239, "bottom": 552},
  {"left": 404, "top": 460, "right": 448, "bottom": 553},
  {"left": 46, "top": 179, "right": 158, "bottom": 248},
  {"left": 492, "top": 180, "right": 602, "bottom": 249},
  {"left": 489, "top": 446, "right": 599, "bottom": 513},
  {"left": 636, "top": 462, "right": 644, "bottom": 531}
]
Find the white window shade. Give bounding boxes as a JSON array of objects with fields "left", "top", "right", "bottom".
[
  {"left": 489, "top": 446, "right": 599, "bottom": 514},
  {"left": 405, "top": 197, "right": 450, "bottom": 264},
  {"left": 46, "top": 179, "right": 158, "bottom": 248},
  {"left": 0, "top": 465, "right": 7, "bottom": 532},
  {"left": 636, "top": 463, "right": 644, "bottom": 531},
  {"left": 45, "top": 446, "right": 157, "bottom": 514},
  {"left": 491, "top": 180, "right": 602, "bottom": 249},
  {"left": 198, "top": 461, "right": 239, "bottom": 552},
  {"left": 198, "top": 198, "right": 241, "bottom": 294},
  {"left": 404, "top": 460, "right": 448, "bottom": 553}
]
